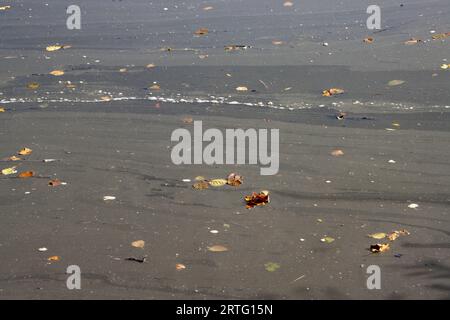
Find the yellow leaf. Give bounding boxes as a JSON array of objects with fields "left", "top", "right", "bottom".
[
  {"left": 207, "top": 245, "right": 228, "bottom": 252},
  {"left": 49, "top": 70, "right": 65, "bottom": 76},
  {"left": 0, "top": 5, "right": 11, "bottom": 11},
  {"left": 321, "top": 236, "right": 335, "bottom": 243},
  {"left": 7, "top": 156, "right": 21, "bottom": 161},
  {"left": 0, "top": 107, "right": 5, "bottom": 113},
  {"left": 46, "top": 45, "right": 63, "bottom": 52},
  {"left": 27, "top": 82, "right": 40, "bottom": 90},
  {"left": 236, "top": 86, "right": 248, "bottom": 92},
  {"left": 18, "top": 147, "right": 32, "bottom": 156},
  {"left": 1, "top": 166, "right": 17, "bottom": 175},
  {"left": 388, "top": 80, "right": 405, "bottom": 86},
  {"left": 131, "top": 240, "right": 145, "bottom": 248},
  {"left": 208, "top": 179, "right": 227, "bottom": 187},
  {"left": 368, "top": 233, "right": 387, "bottom": 240}
]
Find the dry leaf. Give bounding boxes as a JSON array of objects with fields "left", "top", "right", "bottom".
[
  {"left": 227, "top": 173, "right": 243, "bottom": 186},
  {"left": 194, "top": 28, "right": 209, "bottom": 36},
  {"left": 176, "top": 263, "right": 186, "bottom": 270},
  {"left": 404, "top": 38, "right": 422, "bottom": 45},
  {"left": 368, "top": 233, "right": 387, "bottom": 239},
  {"left": 0, "top": 107, "right": 5, "bottom": 113},
  {"left": 432, "top": 32, "right": 450, "bottom": 40},
  {"left": 208, "top": 179, "right": 227, "bottom": 187},
  {"left": 388, "top": 80, "right": 405, "bottom": 86},
  {"left": 146, "top": 63, "right": 156, "bottom": 68},
  {"left": 322, "top": 88, "right": 345, "bottom": 97},
  {"left": 100, "top": 95, "right": 112, "bottom": 102},
  {"left": 331, "top": 149, "right": 344, "bottom": 157},
  {"left": 0, "top": 5, "right": 11, "bottom": 11},
  {"left": 236, "top": 86, "right": 248, "bottom": 92},
  {"left": 1, "top": 166, "right": 17, "bottom": 175},
  {"left": 119, "top": 68, "right": 127, "bottom": 73},
  {"left": 388, "top": 229, "right": 410, "bottom": 241},
  {"left": 283, "top": 1, "right": 294, "bottom": 7},
  {"left": 48, "top": 179, "right": 62, "bottom": 187},
  {"left": 440, "top": 64, "right": 449, "bottom": 70},
  {"left": 192, "top": 180, "right": 209, "bottom": 190},
  {"left": 131, "top": 240, "right": 145, "bottom": 249},
  {"left": 195, "top": 176, "right": 205, "bottom": 181},
  {"left": 149, "top": 84, "right": 161, "bottom": 90},
  {"left": 203, "top": 6, "right": 214, "bottom": 11},
  {"left": 27, "top": 82, "right": 40, "bottom": 90},
  {"left": 18, "top": 147, "right": 32, "bottom": 156},
  {"left": 7, "top": 156, "right": 21, "bottom": 161},
  {"left": 48, "top": 255, "right": 60, "bottom": 262},
  {"left": 182, "top": 117, "right": 193, "bottom": 124},
  {"left": 369, "top": 243, "right": 390, "bottom": 253},
  {"left": 208, "top": 245, "right": 228, "bottom": 252},
  {"left": 245, "top": 190, "right": 270, "bottom": 209},
  {"left": 18, "top": 171, "right": 34, "bottom": 178},
  {"left": 49, "top": 70, "right": 65, "bottom": 76},
  {"left": 363, "top": 37, "right": 374, "bottom": 44},
  {"left": 272, "top": 40, "right": 284, "bottom": 45}
]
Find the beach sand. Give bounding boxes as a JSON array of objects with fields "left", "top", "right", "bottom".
[{"left": 0, "top": 0, "right": 449, "bottom": 299}]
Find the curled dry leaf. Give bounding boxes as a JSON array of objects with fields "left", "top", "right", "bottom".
[
  {"left": 46, "top": 45, "right": 71, "bottom": 52},
  {"left": 194, "top": 28, "right": 209, "bottom": 36},
  {"left": 1, "top": 166, "right": 17, "bottom": 175},
  {"left": 18, "top": 147, "right": 32, "bottom": 156},
  {"left": 208, "top": 245, "right": 228, "bottom": 252},
  {"left": 7, "top": 156, "right": 21, "bottom": 161},
  {"left": 387, "top": 229, "right": 410, "bottom": 241},
  {"left": 176, "top": 263, "right": 186, "bottom": 270},
  {"left": 331, "top": 149, "right": 344, "bottom": 157},
  {"left": 48, "top": 255, "right": 60, "bottom": 262},
  {"left": 208, "top": 179, "right": 227, "bottom": 187},
  {"left": 49, "top": 70, "right": 65, "bottom": 76},
  {"left": 369, "top": 243, "right": 390, "bottom": 253},
  {"left": 131, "top": 240, "right": 145, "bottom": 249},
  {"left": 322, "top": 88, "right": 345, "bottom": 97},
  {"left": 48, "top": 179, "right": 62, "bottom": 187},
  {"left": 363, "top": 37, "right": 374, "bottom": 43},
  {"left": 192, "top": 180, "right": 209, "bottom": 190},
  {"left": 441, "top": 64, "right": 449, "bottom": 70},
  {"left": 244, "top": 190, "right": 270, "bottom": 209},
  {"left": 195, "top": 176, "right": 205, "bottom": 181},
  {"left": 149, "top": 84, "right": 161, "bottom": 90},
  {"left": 18, "top": 171, "right": 34, "bottom": 178},
  {"left": 404, "top": 38, "right": 422, "bottom": 45},
  {"left": 0, "top": 107, "right": 5, "bottom": 113},
  {"left": 100, "top": 96, "right": 112, "bottom": 102},
  {"left": 227, "top": 173, "right": 243, "bottom": 186}
]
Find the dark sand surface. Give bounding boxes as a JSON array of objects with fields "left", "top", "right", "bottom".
[{"left": 0, "top": 0, "right": 449, "bottom": 299}]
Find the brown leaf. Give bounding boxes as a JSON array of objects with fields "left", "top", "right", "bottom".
[
  {"left": 48, "top": 179, "right": 62, "bottom": 187},
  {"left": 322, "top": 88, "right": 345, "bottom": 97},
  {"left": 245, "top": 190, "right": 270, "bottom": 209},
  {"left": 18, "top": 147, "right": 32, "bottom": 156},
  {"left": 192, "top": 180, "right": 209, "bottom": 190},
  {"left": 227, "top": 173, "right": 243, "bottom": 186},
  {"left": 48, "top": 255, "right": 60, "bottom": 262},
  {"left": 18, "top": 171, "right": 34, "bottom": 178},
  {"left": 27, "top": 82, "right": 40, "bottom": 90},
  {"left": 176, "top": 263, "right": 186, "bottom": 270},
  {"left": 363, "top": 37, "right": 374, "bottom": 44},
  {"left": 194, "top": 28, "right": 209, "bottom": 36},
  {"left": 404, "top": 38, "right": 422, "bottom": 45},
  {"left": 369, "top": 243, "right": 390, "bottom": 253}
]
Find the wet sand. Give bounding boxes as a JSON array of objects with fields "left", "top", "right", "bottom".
[{"left": 0, "top": 0, "right": 449, "bottom": 299}]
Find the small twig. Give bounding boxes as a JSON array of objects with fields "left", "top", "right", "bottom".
[
  {"left": 291, "top": 275, "right": 305, "bottom": 284},
  {"left": 258, "top": 79, "right": 269, "bottom": 90}
]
